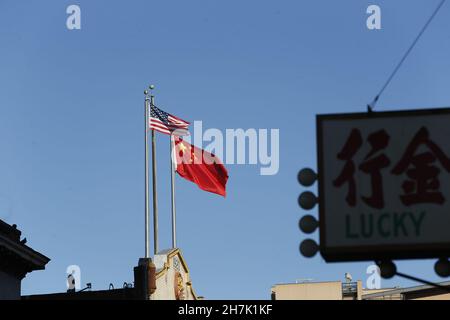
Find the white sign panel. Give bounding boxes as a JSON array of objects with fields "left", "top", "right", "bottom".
[{"left": 317, "top": 108, "right": 450, "bottom": 262}]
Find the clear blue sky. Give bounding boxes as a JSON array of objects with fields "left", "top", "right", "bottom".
[{"left": 1, "top": 0, "right": 450, "bottom": 299}]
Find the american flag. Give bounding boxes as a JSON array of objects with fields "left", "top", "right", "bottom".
[{"left": 149, "top": 104, "right": 190, "bottom": 136}]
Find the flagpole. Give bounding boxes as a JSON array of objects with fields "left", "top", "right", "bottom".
[
  {"left": 150, "top": 86, "right": 159, "bottom": 256},
  {"left": 144, "top": 90, "right": 150, "bottom": 258},
  {"left": 170, "top": 134, "right": 177, "bottom": 248}
]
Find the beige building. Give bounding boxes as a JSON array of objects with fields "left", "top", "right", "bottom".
[
  {"left": 362, "top": 281, "right": 450, "bottom": 300},
  {"left": 271, "top": 280, "right": 364, "bottom": 300},
  {"left": 152, "top": 248, "right": 199, "bottom": 300},
  {"left": 271, "top": 280, "right": 450, "bottom": 300}
]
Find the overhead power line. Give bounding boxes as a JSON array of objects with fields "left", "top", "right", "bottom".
[{"left": 368, "top": 0, "right": 447, "bottom": 111}]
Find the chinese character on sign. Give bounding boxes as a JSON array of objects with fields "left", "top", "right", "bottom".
[
  {"left": 392, "top": 127, "right": 450, "bottom": 206},
  {"left": 333, "top": 129, "right": 390, "bottom": 209},
  {"left": 334, "top": 126, "right": 450, "bottom": 209}
]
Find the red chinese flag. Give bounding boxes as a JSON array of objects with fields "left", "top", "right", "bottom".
[{"left": 174, "top": 136, "right": 229, "bottom": 197}]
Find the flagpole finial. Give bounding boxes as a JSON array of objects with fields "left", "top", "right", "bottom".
[{"left": 149, "top": 85, "right": 155, "bottom": 106}]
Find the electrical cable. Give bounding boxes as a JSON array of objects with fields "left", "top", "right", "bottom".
[{"left": 368, "top": 0, "right": 447, "bottom": 111}]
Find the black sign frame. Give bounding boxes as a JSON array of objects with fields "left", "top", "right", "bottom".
[{"left": 316, "top": 107, "right": 450, "bottom": 262}]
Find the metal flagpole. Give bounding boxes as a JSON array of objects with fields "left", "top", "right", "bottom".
[
  {"left": 170, "top": 134, "right": 177, "bottom": 248},
  {"left": 144, "top": 90, "right": 150, "bottom": 258},
  {"left": 150, "top": 86, "right": 159, "bottom": 256}
]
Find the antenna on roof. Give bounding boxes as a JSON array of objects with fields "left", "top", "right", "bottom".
[{"left": 295, "top": 278, "right": 313, "bottom": 284}]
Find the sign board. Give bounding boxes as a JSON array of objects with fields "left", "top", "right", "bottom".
[{"left": 317, "top": 108, "right": 450, "bottom": 262}]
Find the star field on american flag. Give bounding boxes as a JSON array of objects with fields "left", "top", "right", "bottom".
[{"left": 149, "top": 104, "right": 190, "bottom": 136}]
